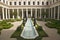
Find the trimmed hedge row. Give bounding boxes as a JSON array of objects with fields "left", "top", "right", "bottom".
[
  {"left": 0, "top": 20, "right": 13, "bottom": 34},
  {"left": 45, "top": 19, "right": 60, "bottom": 34},
  {"left": 4, "top": 18, "right": 22, "bottom": 22}
]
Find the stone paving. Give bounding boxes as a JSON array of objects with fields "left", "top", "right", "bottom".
[
  {"left": 37, "top": 21, "right": 60, "bottom": 40},
  {"left": 0, "top": 21, "right": 23, "bottom": 40}
]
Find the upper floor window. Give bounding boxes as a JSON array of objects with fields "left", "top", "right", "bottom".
[
  {"left": 24, "top": 1, "right": 26, "bottom": 5},
  {"left": 42, "top": 2, "right": 44, "bottom": 5},
  {"left": 19, "top": 2, "right": 21, "bottom": 5},
  {"left": 37, "top": 1, "right": 39, "bottom": 5},
  {"left": 33, "top": 1, "right": 35, "bottom": 5},
  {"left": 53, "top": 0, "right": 54, "bottom": 3},
  {"left": 50, "top": 1, "right": 51, "bottom": 4},
  {"left": 0, "top": 0, "right": 1, "bottom": 1},
  {"left": 6, "top": 1, "right": 8, "bottom": 4},
  {"left": 3, "top": 0, "right": 5, "bottom": 3},
  {"left": 46, "top": 2, "right": 48, "bottom": 5},
  {"left": 56, "top": 0, "right": 58, "bottom": 2},
  {"left": 28, "top": 1, "right": 30, "bottom": 5},
  {"left": 10, "top": 2, "right": 12, "bottom": 5},
  {"left": 14, "top": 2, "right": 16, "bottom": 5}
]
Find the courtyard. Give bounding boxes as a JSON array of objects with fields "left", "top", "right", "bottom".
[
  {"left": 0, "top": 0, "right": 60, "bottom": 40},
  {"left": 0, "top": 18, "right": 60, "bottom": 40}
]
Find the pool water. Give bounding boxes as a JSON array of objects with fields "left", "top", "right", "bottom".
[{"left": 20, "top": 18, "right": 39, "bottom": 39}]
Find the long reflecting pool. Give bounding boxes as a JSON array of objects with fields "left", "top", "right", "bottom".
[{"left": 20, "top": 18, "right": 39, "bottom": 39}]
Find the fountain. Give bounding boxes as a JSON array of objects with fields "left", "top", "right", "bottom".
[{"left": 20, "top": 18, "right": 39, "bottom": 39}]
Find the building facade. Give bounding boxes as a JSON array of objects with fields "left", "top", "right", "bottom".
[{"left": 0, "top": 0, "right": 60, "bottom": 20}]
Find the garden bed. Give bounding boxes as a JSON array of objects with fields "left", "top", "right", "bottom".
[
  {"left": 0, "top": 20, "right": 13, "bottom": 35},
  {"left": 3, "top": 18, "right": 22, "bottom": 22},
  {"left": 45, "top": 19, "right": 60, "bottom": 34},
  {"left": 0, "top": 18, "right": 22, "bottom": 35}
]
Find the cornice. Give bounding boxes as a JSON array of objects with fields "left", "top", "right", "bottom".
[{"left": 0, "top": 1, "right": 60, "bottom": 8}]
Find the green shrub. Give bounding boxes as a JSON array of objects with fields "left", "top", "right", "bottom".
[
  {"left": 16, "top": 19, "right": 21, "bottom": 21},
  {"left": 3, "top": 23, "right": 13, "bottom": 29},
  {"left": 0, "top": 20, "right": 13, "bottom": 29},
  {"left": 46, "top": 19, "right": 60, "bottom": 35}
]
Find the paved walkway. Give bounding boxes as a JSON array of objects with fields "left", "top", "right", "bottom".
[
  {"left": 0, "top": 21, "right": 23, "bottom": 40},
  {"left": 37, "top": 21, "right": 60, "bottom": 40}
]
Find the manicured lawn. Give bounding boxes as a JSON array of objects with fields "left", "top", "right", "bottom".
[
  {"left": 0, "top": 18, "right": 22, "bottom": 35},
  {"left": 45, "top": 19, "right": 60, "bottom": 34},
  {"left": 11, "top": 20, "right": 48, "bottom": 40},
  {"left": 0, "top": 20, "right": 13, "bottom": 34}
]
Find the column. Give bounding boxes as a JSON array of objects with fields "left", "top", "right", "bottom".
[
  {"left": 6, "top": 8, "right": 8, "bottom": 19},
  {"left": 51, "top": 8, "right": 52, "bottom": 19},
  {"left": 44, "top": 9, "right": 46, "bottom": 18},
  {"left": 54, "top": 7, "right": 55, "bottom": 19},
  {"left": 26, "top": 9, "right": 28, "bottom": 18},
  {"left": 13, "top": 9, "right": 14, "bottom": 19},
  {"left": 58, "top": 6, "right": 59, "bottom": 20},
  {"left": 22, "top": 9, "right": 23, "bottom": 19},
  {"left": 49, "top": 8, "right": 50, "bottom": 18},
  {"left": 35, "top": 9, "right": 37, "bottom": 18},
  {"left": 8, "top": 9, "right": 10, "bottom": 19},
  {"left": 17, "top": 9, "right": 20, "bottom": 19},
  {"left": 31, "top": 9, "right": 32, "bottom": 17},
  {"left": 1, "top": 0, "right": 3, "bottom": 2},
  {"left": 2, "top": 8, "right": 5, "bottom": 19},
  {"left": 40, "top": 9, "right": 41, "bottom": 18}
]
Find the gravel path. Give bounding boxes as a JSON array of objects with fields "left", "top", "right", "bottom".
[
  {"left": 37, "top": 21, "right": 60, "bottom": 40},
  {"left": 0, "top": 21, "right": 23, "bottom": 40}
]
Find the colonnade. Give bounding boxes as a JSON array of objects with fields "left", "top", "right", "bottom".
[{"left": 0, "top": 5, "right": 60, "bottom": 20}]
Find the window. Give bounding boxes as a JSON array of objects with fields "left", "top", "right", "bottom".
[
  {"left": 50, "top": 1, "right": 51, "bottom": 4},
  {"left": 28, "top": 1, "right": 30, "bottom": 5},
  {"left": 19, "top": 2, "right": 21, "bottom": 5},
  {"left": 37, "top": 1, "right": 39, "bottom": 5},
  {"left": 6, "top": 1, "right": 8, "bottom": 4},
  {"left": 0, "top": 0, "right": 1, "bottom": 1},
  {"left": 10, "top": 2, "right": 12, "bottom": 5},
  {"left": 24, "top": 1, "right": 26, "bottom": 5},
  {"left": 42, "top": 2, "right": 44, "bottom": 5},
  {"left": 14, "top": 2, "right": 16, "bottom": 5},
  {"left": 56, "top": 0, "right": 58, "bottom": 2},
  {"left": 53, "top": 0, "right": 54, "bottom": 3},
  {"left": 3, "top": 0, "right": 5, "bottom": 3},
  {"left": 46, "top": 2, "right": 48, "bottom": 5},
  {"left": 33, "top": 1, "right": 35, "bottom": 5}
]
